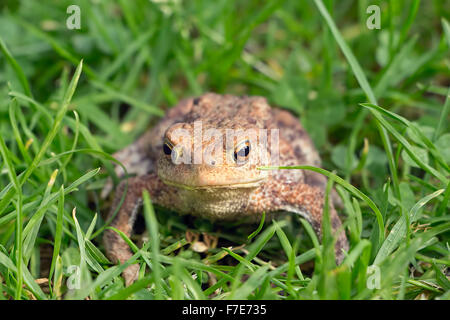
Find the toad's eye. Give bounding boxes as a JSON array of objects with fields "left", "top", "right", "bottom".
[
  {"left": 233, "top": 140, "right": 251, "bottom": 164},
  {"left": 163, "top": 141, "right": 173, "bottom": 156}
]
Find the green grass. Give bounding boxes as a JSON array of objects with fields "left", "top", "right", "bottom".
[{"left": 0, "top": 0, "right": 449, "bottom": 300}]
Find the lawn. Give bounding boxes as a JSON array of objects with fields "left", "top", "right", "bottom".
[{"left": 0, "top": 0, "right": 449, "bottom": 300}]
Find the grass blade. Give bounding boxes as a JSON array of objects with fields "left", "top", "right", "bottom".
[
  {"left": 0, "top": 38, "right": 32, "bottom": 97},
  {"left": 49, "top": 186, "right": 65, "bottom": 285},
  {"left": 142, "top": 190, "right": 163, "bottom": 299},
  {"left": 0, "top": 131, "right": 23, "bottom": 300},
  {"left": 374, "top": 189, "right": 445, "bottom": 264},
  {"left": 361, "top": 103, "right": 448, "bottom": 183}
]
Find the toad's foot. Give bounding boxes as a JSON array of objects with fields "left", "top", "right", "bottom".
[
  {"left": 103, "top": 173, "right": 170, "bottom": 286},
  {"left": 250, "top": 180, "right": 349, "bottom": 263}
]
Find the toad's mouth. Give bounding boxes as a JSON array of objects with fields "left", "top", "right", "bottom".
[{"left": 160, "top": 177, "right": 266, "bottom": 190}]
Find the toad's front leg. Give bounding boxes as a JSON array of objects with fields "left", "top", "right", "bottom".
[
  {"left": 103, "top": 173, "right": 171, "bottom": 286},
  {"left": 250, "top": 181, "right": 349, "bottom": 263}
]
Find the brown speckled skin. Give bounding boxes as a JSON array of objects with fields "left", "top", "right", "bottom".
[{"left": 103, "top": 93, "right": 349, "bottom": 286}]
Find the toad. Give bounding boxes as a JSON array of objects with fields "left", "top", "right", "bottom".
[{"left": 103, "top": 93, "right": 348, "bottom": 285}]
